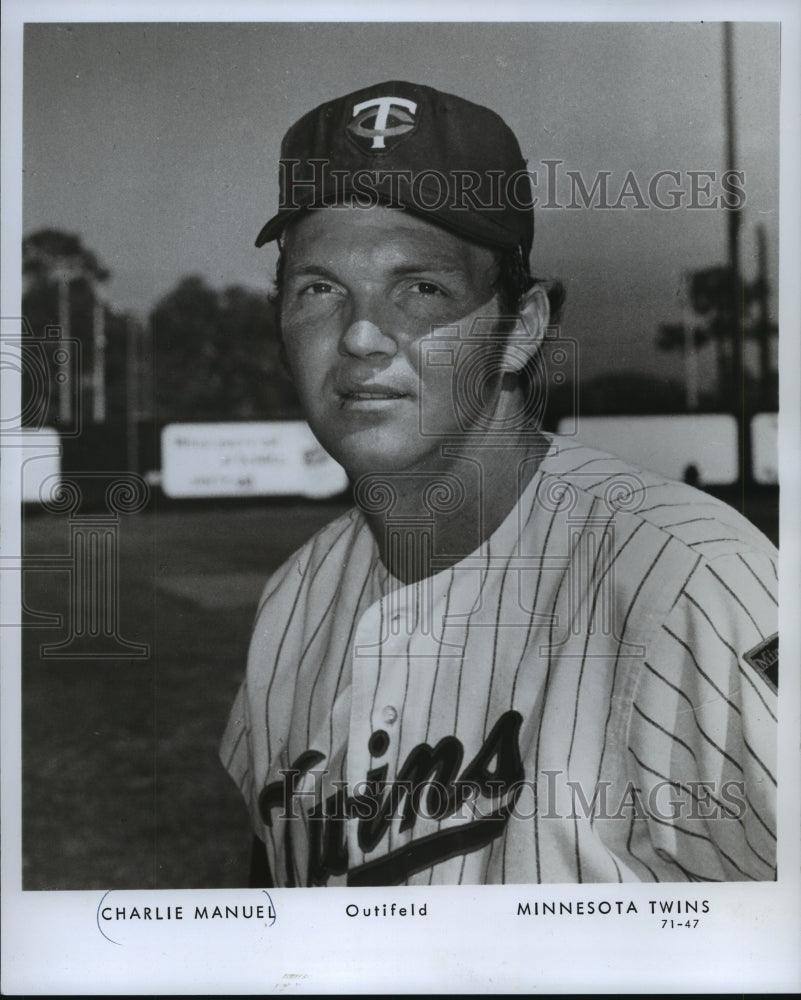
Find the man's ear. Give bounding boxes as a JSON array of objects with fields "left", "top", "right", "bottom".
[{"left": 501, "top": 281, "right": 550, "bottom": 373}]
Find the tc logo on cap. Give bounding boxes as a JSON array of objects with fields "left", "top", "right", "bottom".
[{"left": 347, "top": 96, "right": 418, "bottom": 151}]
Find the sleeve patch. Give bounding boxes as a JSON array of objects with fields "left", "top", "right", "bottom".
[{"left": 743, "top": 633, "right": 778, "bottom": 692}]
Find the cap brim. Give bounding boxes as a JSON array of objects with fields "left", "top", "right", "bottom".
[
  {"left": 255, "top": 192, "right": 530, "bottom": 254},
  {"left": 255, "top": 211, "right": 298, "bottom": 247}
]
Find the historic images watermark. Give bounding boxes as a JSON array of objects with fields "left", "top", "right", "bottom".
[
  {"left": 277, "top": 158, "right": 747, "bottom": 214},
  {"left": 1, "top": 316, "right": 82, "bottom": 440},
  {"left": 262, "top": 762, "right": 748, "bottom": 826},
  {"left": 1, "top": 316, "right": 150, "bottom": 659},
  {"left": 350, "top": 315, "right": 645, "bottom": 656}
]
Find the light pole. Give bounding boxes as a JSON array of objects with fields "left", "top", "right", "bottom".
[
  {"left": 126, "top": 314, "right": 140, "bottom": 473},
  {"left": 55, "top": 265, "right": 76, "bottom": 426},
  {"left": 722, "top": 21, "right": 751, "bottom": 490},
  {"left": 92, "top": 292, "right": 107, "bottom": 423},
  {"left": 682, "top": 271, "right": 699, "bottom": 412}
]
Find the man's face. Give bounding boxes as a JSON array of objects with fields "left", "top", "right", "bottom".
[{"left": 279, "top": 205, "right": 507, "bottom": 478}]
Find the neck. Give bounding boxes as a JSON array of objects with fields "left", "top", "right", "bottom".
[{"left": 356, "top": 429, "right": 550, "bottom": 585}]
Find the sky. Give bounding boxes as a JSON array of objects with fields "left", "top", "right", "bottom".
[{"left": 21, "top": 20, "right": 780, "bottom": 386}]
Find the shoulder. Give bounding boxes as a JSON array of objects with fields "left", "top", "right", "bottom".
[
  {"left": 244, "top": 503, "right": 376, "bottom": 690},
  {"left": 252, "top": 505, "right": 369, "bottom": 614},
  {"left": 531, "top": 436, "right": 778, "bottom": 662},
  {"left": 537, "top": 434, "right": 776, "bottom": 565}
]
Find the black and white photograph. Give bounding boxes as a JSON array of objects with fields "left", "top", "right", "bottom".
[{"left": 2, "top": 1, "right": 799, "bottom": 993}]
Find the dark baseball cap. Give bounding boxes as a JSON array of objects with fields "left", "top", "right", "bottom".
[{"left": 255, "top": 80, "right": 535, "bottom": 257}]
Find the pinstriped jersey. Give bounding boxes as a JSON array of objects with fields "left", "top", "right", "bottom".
[{"left": 219, "top": 437, "right": 778, "bottom": 886}]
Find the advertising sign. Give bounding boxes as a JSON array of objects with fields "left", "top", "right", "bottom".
[{"left": 161, "top": 422, "right": 349, "bottom": 499}]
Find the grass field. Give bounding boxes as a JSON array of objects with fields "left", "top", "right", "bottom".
[
  {"left": 20, "top": 488, "right": 778, "bottom": 890},
  {"left": 21, "top": 499, "right": 350, "bottom": 890}
]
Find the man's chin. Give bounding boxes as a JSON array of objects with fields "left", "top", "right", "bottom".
[
  {"left": 317, "top": 428, "right": 430, "bottom": 480},
  {"left": 341, "top": 452, "right": 420, "bottom": 481},
  {"left": 341, "top": 448, "right": 446, "bottom": 484}
]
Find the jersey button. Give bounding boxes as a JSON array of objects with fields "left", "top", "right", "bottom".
[{"left": 382, "top": 705, "right": 398, "bottom": 724}]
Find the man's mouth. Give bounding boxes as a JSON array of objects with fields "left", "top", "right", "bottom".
[{"left": 337, "top": 383, "right": 410, "bottom": 405}]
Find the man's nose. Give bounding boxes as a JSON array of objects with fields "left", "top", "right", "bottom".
[{"left": 339, "top": 302, "right": 398, "bottom": 359}]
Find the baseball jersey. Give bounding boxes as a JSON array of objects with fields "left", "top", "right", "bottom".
[{"left": 219, "top": 436, "right": 778, "bottom": 886}]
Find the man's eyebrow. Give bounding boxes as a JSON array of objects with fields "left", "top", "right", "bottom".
[
  {"left": 283, "top": 263, "right": 341, "bottom": 281},
  {"left": 283, "top": 261, "right": 473, "bottom": 280},
  {"left": 388, "top": 262, "right": 471, "bottom": 279}
]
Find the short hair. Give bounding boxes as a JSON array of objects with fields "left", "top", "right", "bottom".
[{"left": 489, "top": 245, "right": 565, "bottom": 326}]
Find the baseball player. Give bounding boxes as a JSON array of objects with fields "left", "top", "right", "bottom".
[{"left": 220, "top": 81, "right": 777, "bottom": 887}]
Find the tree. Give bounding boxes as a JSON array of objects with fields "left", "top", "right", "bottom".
[
  {"left": 149, "top": 277, "right": 300, "bottom": 424},
  {"left": 21, "top": 228, "right": 120, "bottom": 433},
  {"left": 23, "top": 228, "right": 110, "bottom": 289}
]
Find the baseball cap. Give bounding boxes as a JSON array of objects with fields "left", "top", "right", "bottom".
[{"left": 255, "top": 80, "right": 535, "bottom": 257}]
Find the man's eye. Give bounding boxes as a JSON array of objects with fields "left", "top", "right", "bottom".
[
  {"left": 300, "top": 281, "right": 337, "bottom": 296},
  {"left": 409, "top": 281, "right": 445, "bottom": 296}
]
